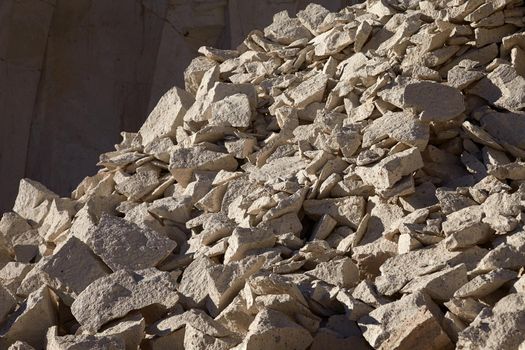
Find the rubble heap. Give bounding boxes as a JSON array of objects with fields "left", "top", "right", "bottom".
[{"left": 2, "top": 0, "right": 525, "bottom": 349}]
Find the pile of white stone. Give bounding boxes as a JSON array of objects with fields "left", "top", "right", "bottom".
[{"left": 2, "top": 0, "right": 525, "bottom": 349}]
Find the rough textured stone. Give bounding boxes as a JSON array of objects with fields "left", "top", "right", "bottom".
[
  {"left": 358, "top": 291, "right": 451, "bottom": 350},
  {"left": 85, "top": 214, "right": 176, "bottom": 271},
  {"left": 0, "top": 286, "right": 58, "bottom": 349},
  {"left": 403, "top": 81, "right": 465, "bottom": 122},
  {"left": 71, "top": 268, "right": 179, "bottom": 332}
]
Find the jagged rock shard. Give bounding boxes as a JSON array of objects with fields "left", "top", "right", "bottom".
[
  {"left": 241, "top": 309, "right": 313, "bottom": 350},
  {"left": 0, "top": 286, "right": 57, "bottom": 349},
  {"left": 403, "top": 81, "right": 465, "bottom": 122},
  {"left": 85, "top": 214, "right": 176, "bottom": 272},
  {"left": 40, "top": 235, "right": 110, "bottom": 297},
  {"left": 169, "top": 146, "right": 238, "bottom": 185},
  {"left": 71, "top": 268, "right": 179, "bottom": 333},
  {"left": 138, "top": 86, "right": 195, "bottom": 146},
  {"left": 358, "top": 291, "right": 451, "bottom": 350}
]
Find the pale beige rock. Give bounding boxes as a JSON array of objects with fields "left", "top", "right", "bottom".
[
  {"left": 469, "top": 64, "right": 525, "bottom": 111},
  {"left": 312, "top": 26, "right": 356, "bottom": 57},
  {"left": 7, "top": 341, "right": 35, "bottom": 350},
  {"left": 403, "top": 81, "right": 465, "bottom": 122},
  {"left": 310, "top": 214, "right": 338, "bottom": 241},
  {"left": 400, "top": 264, "right": 469, "bottom": 301},
  {"left": 355, "top": 147, "right": 424, "bottom": 190},
  {"left": 306, "top": 257, "right": 359, "bottom": 288},
  {"left": 210, "top": 93, "right": 253, "bottom": 128},
  {"left": 264, "top": 11, "right": 313, "bottom": 45},
  {"left": 376, "top": 243, "right": 487, "bottom": 296},
  {"left": 442, "top": 206, "right": 493, "bottom": 250},
  {"left": 0, "top": 262, "right": 32, "bottom": 295},
  {"left": 358, "top": 291, "right": 451, "bottom": 350},
  {"left": 71, "top": 268, "right": 179, "bottom": 332},
  {"left": 454, "top": 268, "right": 518, "bottom": 298},
  {"left": 444, "top": 297, "right": 486, "bottom": 323},
  {"left": 362, "top": 112, "right": 429, "bottom": 151},
  {"left": 457, "top": 293, "right": 525, "bottom": 350},
  {"left": 183, "top": 323, "right": 237, "bottom": 350},
  {"left": 99, "top": 312, "right": 145, "bottom": 350},
  {"left": 206, "top": 256, "right": 266, "bottom": 316},
  {"left": 169, "top": 146, "right": 238, "bottom": 186},
  {"left": 13, "top": 179, "right": 58, "bottom": 224},
  {"left": 46, "top": 326, "right": 125, "bottom": 350},
  {"left": 0, "top": 284, "right": 16, "bottom": 324},
  {"left": 85, "top": 214, "right": 176, "bottom": 271},
  {"left": 138, "top": 86, "right": 195, "bottom": 146},
  {"left": 148, "top": 196, "right": 192, "bottom": 223},
  {"left": 40, "top": 236, "right": 110, "bottom": 299},
  {"left": 297, "top": 3, "right": 331, "bottom": 35},
  {"left": 303, "top": 196, "right": 365, "bottom": 229},
  {"left": 0, "top": 212, "right": 32, "bottom": 247},
  {"left": 286, "top": 73, "right": 329, "bottom": 109},
  {"left": 240, "top": 309, "right": 313, "bottom": 350},
  {"left": 224, "top": 227, "right": 275, "bottom": 263},
  {"left": 178, "top": 256, "right": 217, "bottom": 308},
  {"left": 0, "top": 286, "right": 57, "bottom": 349}
]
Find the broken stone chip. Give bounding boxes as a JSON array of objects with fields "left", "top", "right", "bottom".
[
  {"left": 71, "top": 268, "right": 179, "bottom": 333},
  {"left": 403, "top": 81, "right": 465, "bottom": 122},
  {"left": 85, "top": 214, "right": 176, "bottom": 272}
]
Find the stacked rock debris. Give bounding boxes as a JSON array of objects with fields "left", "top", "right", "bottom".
[{"left": 2, "top": 1, "right": 525, "bottom": 349}]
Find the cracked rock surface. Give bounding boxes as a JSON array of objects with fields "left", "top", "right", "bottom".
[{"left": 2, "top": 1, "right": 525, "bottom": 349}]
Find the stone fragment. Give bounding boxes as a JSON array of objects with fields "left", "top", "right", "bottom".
[
  {"left": 358, "top": 291, "right": 451, "bottom": 350},
  {"left": 264, "top": 11, "right": 312, "bottom": 45},
  {"left": 454, "top": 268, "right": 518, "bottom": 298},
  {"left": 376, "top": 243, "right": 487, "bottom": 296},
  {"left": 41, "top": 236, "right": 109, "bottom": 300},
  {"left": 99, "top": 312, "right": 145, "bottom": 350},
  {"left": 442, "top": 205, "right": 493, "bottom": 250},
  {"left": 224, "top": 227, "right": 275, "bottom": 263},
  {"left": 169, "top": 146, "right": 238, "bottom": 186},
  {"left": 7, "top": 341, "right": 35, "bottom": 350},
  {"left": 444, "top": 297, "right": 486, "bottom": 323},
  {"left": 240, "top": 309, "right": 313, "bottom": 350},
  {"left": 401, "top": 264, "right": 469, "bottom": 301},
  {"left": 306, "top": 257, "right": 359, "bottom": 288},
  {"left": 13, "top": 179, "right": 58, "bottom": 224},
  {"left": 138, "top": 86, "right": 194, "bottom": 145},
  {"left": 469, "top": 64, "right": 525, "bottom": 111},
  {"left": 0, "top": 284, "right": 16, "bottom": 324},
  {"left": 71, "top": 268, "right": 179, "bottom": 332},
  {"left": 85, "top": 214, "right": 176, "bottom": 271},
  {"left": 286, "top": 73, "right": 329, "bottom": 109},
  {"left": 210, "top": 93, "right": 253, "bottom": 128},
  {"left": 362, "top": 112, "right": 429, "bottom": 151},
  {"left": 403, "top": 81, "right": 465, "bottom": 122},
  {"left": 297, "top": 3, "right": 331, "bottom": 35},
  {"left": 303, "top": 196, "right": 365, "bottom": 229},
  {"left": 355, "top": 147, "right": 424, "bottom": 190},
  {"left": 310, "top": 214, "right": 337, "bottom": 241},
  {"left": 46, "top": 326, "right": 125, "bottom": 350},
  {"left": 457, "top": 293, "right": 525, "bottom": 349},
  {"left": 0, "top": 286, "right": 57, "bottom": 349}
]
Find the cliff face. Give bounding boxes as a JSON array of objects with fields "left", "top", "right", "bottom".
[{"left": 0, "top": 0, "right": 358, "bottom": 213}]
